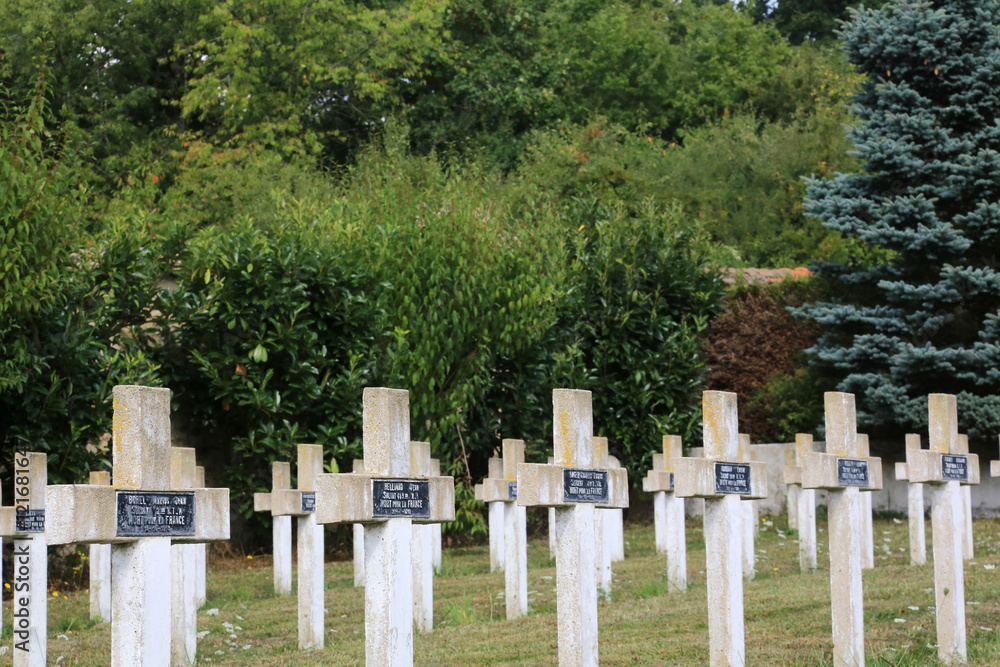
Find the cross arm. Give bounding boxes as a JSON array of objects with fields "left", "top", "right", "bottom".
[
  {"left": 673, "top": 458, "right": 767, "bottom": 500},
  {"left": 43, "top": 485, "right": 230, "bottom": 545},
  {"left": 314, "top": 473, "right": 455, "bottom": 525},
  {"left": 800, "top": 452, "right": 883, "bottom": 490},
  {"left": 905, "top": 450, "right": 979, "bottom": 485},
  {"left": 253, "top": 489, "right": 312, "bottom": 516},
  {"left": 515, "top": 463, "right": 629, "bottom": 509}
]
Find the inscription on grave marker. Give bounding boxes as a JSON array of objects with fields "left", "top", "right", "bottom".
[
  {"left": 562, "top": 469, "right": 609, "bottom": 503},
  {"left": 669, "top": 472, "right": 674, "bottom": 491},
  {"left": 508, "top": 481, "right": 518, "bottom": 500},
  {"left": 372, "top": 479, "right": 430, "bottom": 518},
  {"left": 116, "top": 491, "right": 196, "bottom": 536},
  {"left": 301, "top": 492, "right": 316, "bottom": 513},
  {"left": 836, "top": 459, "right": 869, "bottom": 487},
  {"left": 942, "top": 455, "right": 968, "bottom": 482},
  {"left": 15, "top": 509, "right": 45, "bottom": 533},
  {"left": 714, "top": 462, "right": 751, "bottom": 495}
]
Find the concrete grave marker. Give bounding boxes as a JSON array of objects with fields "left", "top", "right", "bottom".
[
  {"left": 674, "top": 391, "right": 767, "bottom": 667},
  {"left": 642, "top": 434, "right": 686, "bottom": 592},
  {"left": 253, "top": 461, "right": 294, "bottom": 596},
  {"left": 858, "top": 434, "right": 875, "bottom": 569},
  {"left": 353, "top": 459, "right": 366, "bottom": 588},
  {"left": 593, "top": 436, "right": 614, "bottom": 598},
  {"left": 297, "top": 444, "right": 325, "bottom": 650},
  {"left": 481, "top": 439, "right": 528, "bottom": 618},
  {"left": 45, "top": 385, "right": 230, "bottom": 667},
  {"left": 487, "top": 455, "right": 506, "bottom": 573},
  {"left": 607, "top": 455, "right": 626, "bottom": 563},
  {"left": 894, "top": 434, "right": 927, "bottom": 566},
  {"left": 430, "top": 458, "right": 444, "bottom": 573},
  {"left": 313, "top": 387, "right": 455, "bottom": 666},
  {"left": 170, "top": 447, "right": 200, "bottom": 665},
  {"left": 0, "top": 450, "right": 49, "bottom": 667},
  {"left": 89, "top": 471, "right": 113, "bottom": 622},
  {"left": 194, "top": 464, "right": 207, "bottom": 607},
  {"left": 410, "top": 441, "right": 436, "bottom": 633},
  {"left": 517, "top": 389, "right": 629, "bottom": 667},
  {"left": 783, "top": 434, "right": 817, "bottom": 572},
  {"left": 194, "top": 466, "right": 207, "bottom": 604},
  {"left": 253, "top": 446, "right": 325, "bottom": 649},
  {"left": 738, "top": 434, "right": 756, "bottom": 581},
  {"left": 957, "top": 434, "right": 974, "bottom": 560},
  {"left": 785, "top": 448, "right": 799, "bottom": 531},
  {"left": 906, "top": 394, "right": 981, "bottom": 665},
  {"left": 801, "top": 392, "right": 883, "bottom": 667}
]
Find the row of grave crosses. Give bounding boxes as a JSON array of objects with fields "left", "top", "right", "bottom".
[{"left": 2, "top": 384, "right": 992, "bottom": 667}]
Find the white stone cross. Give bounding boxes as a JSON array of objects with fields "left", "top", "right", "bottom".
[
  {"left": 45, "top": 385, "right": 230, "bottom": 667},
  {"left": 894, "top": 434, "right": 926, "bottom": 565},
  {"left": 486, "top": 455, "right": 506, "bottom": 572},
  {"left": 517, "top": 389, "right": 629, "bottom": 667},
  {"left": 194, "top": 464, "right": 207, "bottom": 607},
  {"left": 352, "top": 459, "right": 366, "bottom": 588},
  {"left": 88, "top": 471, "right": 112, "bottom": 622},
  {"left": 593, "top": 437, "right": 614, "bottom": 598},
  {"left": 738, "top": 434, "right": 756, "bottom": 581},
  {"left": 430, "top": 457, "right": 444, "bottom": 573},
  {"left": 0, "top": 450, "right": 49, "bottom": 667},
  {"left": 858, "top": 434, "right": 875, "bottom": 569},
  {"left": 906, "top": 394, "right": 980, "bottom": 665},
  {"left": 252, "top": 445, "right": 325, "bottom": 650},
  {"left": 957, "top": 434, "right": 974, "bottom": 560},
  {"left": 410, "top": 441, "right": 436, "bottom": 633},
  {"left": 782, "top": 434, "right": 817, "bottom": 572},
  {"left": 607, "top": 455, "right": 626, "bottom": 563},
  {"left": 314, "top": 387, "right": 455, "bottom": 666},
  {"left": 297, "top": 445, "right": 326, "bottom": 650},
  {"left": 170, "top": 447, "right": 201, "bottom": 666},
  {"left": 253, "top": 461, "right": 294, "bottom": 596},
  {"left": 480, "top": 438, "right": 528, "bottom": 618},
  {"left": 642, "top": 434, "right": 686, "bottom": 592},
  {"left": 785, "top": 447, "right": 799, "bottom": 531},
  {"left": 674, "top": 391, "right": 767, "bottom": 667},
  {"left": 801, "top": 392, "right": 882, "bottom": 667}
]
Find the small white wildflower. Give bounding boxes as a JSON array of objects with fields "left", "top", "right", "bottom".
[
  {"left": 57, "top": 635, "right": 69, "bottom": 641},
  {"left": 894, "top": 618, "right": 906, "bottom": 623},
  {"left": 893, "top": 518, "right": 902, "bottom": 524},
  {"left": 197, "top": 631, "right": 211, "bottom": 639},
  {"left": 985, "top": 564, "right": 996, "bottom": 570},
  {"left": 236, "top": 614, "right": 244, "bottom": 620},
  {"left": 908, "top": 606, "right": 920, "bottom": 611},
  {"left": 243, "top": 644, "right": 251, "bottom": 650},
  {"left": 206, "top": 608, "right": 220, "bottom": 616}
]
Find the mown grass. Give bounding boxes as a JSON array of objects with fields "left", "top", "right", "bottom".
[{"left": 5, "top": 514, "right": 1000, "bottom": 665}]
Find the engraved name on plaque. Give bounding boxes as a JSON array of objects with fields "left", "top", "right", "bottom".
[
  {"left": 300, "top": 491, "right": 316, "bottom": 513},
  {"left": 714, "top": 462, "right": 751, "bottom": 495},
  {"left": 941, "top": 455, "right": 968, "bottom": 482},
  {"left": 508, "top": 481, "right": 518, "bottom": 500},
  {"left": 15, "top": 509, "right": 45, "bottom": 533},
  {"left": 562, "top": 469, "right": 609, "bottom": 503},
  {"left": 372, "top": 479, "right": 430, "bottom": 518},
  {"left": 116, "top": 491, "right": 196, "bottom": 537},
  {"left": 836, "top": 459, "right": 870, "bottom": 487}
]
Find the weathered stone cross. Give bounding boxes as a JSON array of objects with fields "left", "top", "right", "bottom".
[
  {"left": 642, "top": 434, "right": 686, "bottom": 592},
  {"left": 674, "top": 391, "right": 766, "bottom": 667},
  {"left": 253, "top": 444, "right": 325, "bottom": 649},
  {"left": 253, "top": 460, "right": 294, "bottom": 595},
  {"left": 894, "top": 434, "right": 927, "bottom": 565},
  {"left": 46, "top": 385, "right": 230, "bottom": 667},
  {"left": 314, "top": 387, "right": 454, "bottom": 665},
  {"left": 782, "top": 433, "right": 817, "bottom": 572},
  {"left": 800, "top": 392, "right": 882, "bottom": 667},
  {"left": 480, "top": 438, "right": 528, "bottom": 618},
  {"left": 905, "top": 394, "right": 980, "bottom": 665},
  {"left": 517, "top": 389, "right": 629, "bottom": 667}
]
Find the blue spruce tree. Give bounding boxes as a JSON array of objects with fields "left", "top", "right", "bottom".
[{"left": 798, "top": 0, "right": 1000, "bottom": 440}]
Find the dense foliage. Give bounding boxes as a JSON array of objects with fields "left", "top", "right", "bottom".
[{"left": 797, "top": 0, "right": 1000, "bottom": 444}]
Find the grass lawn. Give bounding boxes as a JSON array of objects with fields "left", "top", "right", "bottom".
[{"left": 6, "top": 513, "right": 1000, "bottom": 665}]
